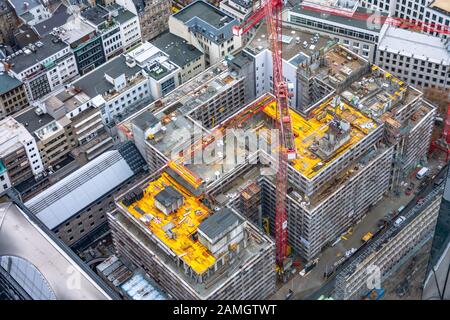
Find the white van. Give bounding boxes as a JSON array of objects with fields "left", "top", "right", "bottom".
[{"left": 416, "top": 167, "right": 429, "bottom": 180}]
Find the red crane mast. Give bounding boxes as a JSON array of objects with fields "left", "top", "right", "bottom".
[{"left": 233, "top": 0, "right": 296, "bottom": 270}]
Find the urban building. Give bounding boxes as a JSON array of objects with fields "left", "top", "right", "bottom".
[
  {"left": 0, "top": 202, "right": 115, "bottom": 300},
  {"left": 7, "top": 0, "right": 51, "bottom": 26},
  {"left": 376, "top": 25, "right": 450, "bottom": 89},
  {"left": 169, "top": 0, "right": 242, "bottom": 66},
  {"left": 3, "top": 34, "right": 79, "bottom": 101},
  {"left": 286, "top": 4, "right": 389, "bottom": 62},
  {"left": 108, "top": 167, "right": 276, "bottom": 300},
  {"left": 0, "top": 117, "right": 43, "bottom": 192},
  {"left": 32, "top": 3, "right": 71, "bottom": 38},
  {"left": 24, "top": 142, "right": 147, "bottom": 247},
  {"left": 0, "top": 0, "right": 21, "bottom": 45},
  {"left": 15, "top": 107, "right": 72, "bottom": 170},
  {"left": 57, "top": 17, "right": 106, "bottom": 76},
  {"left": 0, "top": 72, "right": 29, "bottom": 120},
  {"left": 39, "top": 87, "right": 114, "bottom": 161},
  {"left": 96, "top": 255, "right": 168, "bottom": 300},
  {"left": 69, "top": 50, "right": 160, "bottom": 127},
  {"left": 116, "top": 0, "right": 171, "bottom": 41},
  {"left": 361, "top": 0, "right": 450, "bottom": 38},
  {"left": 152, "top": 32, "right": 205, "bottom": 84},
  {"left": 125, "top": 42, "right": 181, "bottom": 98},
  {"left": 80, "top": 3, "right": 141, "bottom": 60}
]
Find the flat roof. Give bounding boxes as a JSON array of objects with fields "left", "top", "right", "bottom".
[
  {"left": 14, "top": 107, "right": 54, "bottom": 138},
  {"left": 0, "top": 202, "right": 111, "bottom": 300},
  {"left": 430, "top": 0, "right": 450, "bottom": 14},
  {"left": 8, "top": 0, "right": 41, "bottom": 16},
  {"left": 121, "top": 171, "right": 216, "bottom": 275},
  {"left": 262, "top": 98, "right": 378, "bottom": 179},
  {"left": 0, "top": 73, "right": 22, "bottom": 95},
  {"left": 152, "top": 32, "right": 203, "bottom": 68},
  {"left": 71, "top": 55, "right": 143, "bottom": 98},
  {"left": 198, "top": 207, "right": 242, "bottom": 242},
  {"left": 25, "top": 150, "right": 135, "bottom": 229},
  {"left": 81, "top": 5, "right": 109, "bottom": 26},
  {"left": 378, "top": 26, "right": 450, "bottom": 65},
  {"left": 247, "top": 24, "right": 334, "bottom": 60},
  {"left": 33, "top": 4, "right": 70, "bottom": 37},
  {"left": 174, "top": 0, "right": 234, "bottom": 29},
  {"left": 6, "top": 35, "right": 68, "bottom": 73}
]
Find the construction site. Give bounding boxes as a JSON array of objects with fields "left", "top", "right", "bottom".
[{"left": 106, "top": 1, "right": 445, "bottom": 300}]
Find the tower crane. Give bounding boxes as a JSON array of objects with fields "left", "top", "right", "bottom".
[{"left": 233, "top": 0, "right": 296, "bottom": 275}]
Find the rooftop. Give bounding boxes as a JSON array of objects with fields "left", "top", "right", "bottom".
[
  {"left": 25, "top": 149, "right": 138, "bottom": 229},
  {"left": 117, "top": 62, "right": 236, "bottom": 138},
  {"left": 8, "top": 0, "right": 41, "bottom": 16},
  {"left": 0, "top": 73, "right": 23, "bottom": 95},
  {"left": 121, "top": 171, "right": 216, "bottom": 275},
  {"left": 247, "top": 24, "right": 335, "bottom": 60},
  {"left": 5, "top": 35, "right": 68, "bottom": 74},
  {"left": 33, "top": 4, "right": 71, "bottom": 37},
  {"left": 71, "top": 55, "right": 143, "bottom": 99},
  {"left": 198, "top": 207, "right": 242, "bottom": 242},
  {"left": 291, "top": 4, "right": 388, "bottom": 32},
  {"left": 81, "top": 5, "right": 109, "bottom": 27},
  {"left": 430, "top": 0, "right": 450, "bottom": 14},
  {"left": 0, "top": 117, "right": 33, "bottom": 157},
  {"left": 378, "top": 25, "right": 450, "bottom": 65},
  {"left": 261, "top": 97, "right": 378, "bottom": 179},
  {"left": 152, "top": 32, "right": 203, "bottom": 68},
  {"left": 0, "top": 202, "right": 111, "bottom": 300},
  {"left": 174, "top": 0, "right": 235, "bottom": 29},
  {"left": 58, "top": 18, "right": 96, "bottom": 45},
  {"left": 14, "top": 107, "right": 54, "bottom": 138}
]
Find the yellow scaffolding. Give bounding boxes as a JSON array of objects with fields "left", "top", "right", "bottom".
[{"left": 123, "top": 172, "right": 215, "bottom": 275}]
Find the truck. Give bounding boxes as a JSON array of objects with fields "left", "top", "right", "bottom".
[{"left": 416, "top": 167, "right": 429, "bottom": 180}]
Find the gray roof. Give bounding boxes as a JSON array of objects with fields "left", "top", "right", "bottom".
[
  {"left": 154, "top": 186, "right": 183, "bottom": 207},
  {"left": 8, "top": 0, "right": 41, "bottom": 16},
  {"left": 6, "top": 34, "right": 68, "bottom": 73},
  {"left": 0, "top": 73, "right": 23, "bottom": 95},
  {"left": 152, "top": 32, "right": 203, "bottom": 68},
  {"left": 198, "top": 207, "right": 242, "bottom": 241},
  {"left": 25, "top": 150, "right": 135, "bottom": 229},
  {"left": 0, "top": 202, "right": 111, "bottom": 299},
  {"left": 292, "top": 5, "right": 387, "bottom": 32},
  {"left": 14, "top": 107, "right": 54, "bottom": 137},
  {"left": 174, "top": 0, "right": 234, "bottom": 29},
  {"left": 71, "top": 55, "right": 142, "bottom": 98},
  {"left": 33, "top": 4, "right": 71, "bottom": 37}
]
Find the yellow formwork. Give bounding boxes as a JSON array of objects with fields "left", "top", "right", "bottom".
[
  {"left": 123, "top": 172, "right": 215, "bottom": 275},
  {"left": 262, "top": 98, "right": 377, "bottom": 179}
]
